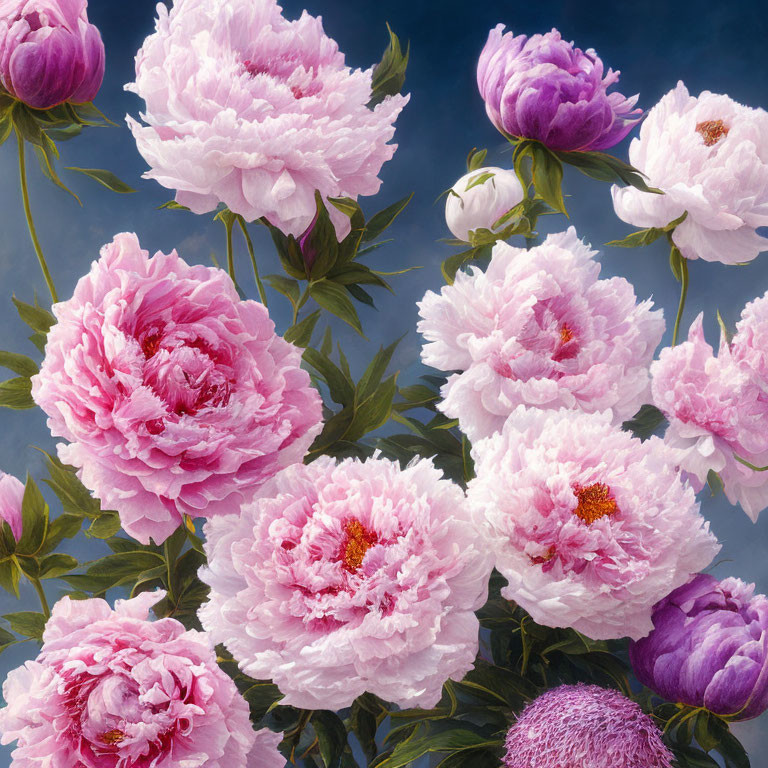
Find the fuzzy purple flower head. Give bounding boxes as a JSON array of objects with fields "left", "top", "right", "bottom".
[
  {"left": 630, "top": 574, "right": 768, "bottom": 721},
  {"left": 477, "top": 25, "right": 642, "bottom": 152},
  {"left": 0, "top": 0, "right": 105, "bottom": 110},
  {"left": 503, "top": 684, "right": 674, "bottom": 768}
]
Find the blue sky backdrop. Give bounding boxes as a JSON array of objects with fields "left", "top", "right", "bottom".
[{"left": 1, "top": 0, "right": 767, "bottom": 763}]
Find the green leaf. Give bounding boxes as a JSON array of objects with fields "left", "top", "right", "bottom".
[
  {"left": 0, "top": 351, "right": 38, "bottom": 378},
  {"left": 17, "top": 475, "right": 48, "bottom": 556},
  {"left": 158, "top": 200, "right": 190, "bottom": 211},
  {"left": 363, "top": 193, "right": 414, "bottom": 243},
  {"left": 309, "top": 281, "right": 364, "bottom": 335},
  {"left": 285, "top": 310, "right": 321, "bottom": 348},
  {"left": 39, "top": 450, "right": 101, "bottom": 518},
  {"left": 39, "top": 553, "right": 78, "bottom": 579},
  {"left": 12, "top": 296, "right": 55, "bottom": 334},
  {"left": 347, "top": 374, "right": 398, "bottom": 441},
  {"left": 717, "top": 309, "right": 733, "bottom": 347},
  {"left": 707, "top": 469, "right": 724, "bottom": 496},
  {"left": 307, "top": 193, "right": 341, "bottom": 280},
  {"left": 347, "top": 284, "right": 376, "bottom": 308},
  {"left": 65, "top": 167, "right": 136, "bottom": 193},
  {"left": 303, "top": 348, "right": 355, "bottom": 406},
  {"left": 3, "top": 610, "right": 46, "bottom": 640},
  {"left": 0, "top": 559, "right": 21, "bottom": 598},
  {"left": 607, "top": 227, "right": 668, "bottom": 248},
  {"left": 265, "top": 274, "right": 301, "bottom": 309},
  {"left": 467, "top": 147, "right": 488, "bottom": 172},
  {"left": 32, "top": 133, "right": 82, "bottom": 204},
  {"left": 0, "top": 377, "right": 34, "bottom": 409},
  {"left": 670, "top": 244, "right": 685, "bottom": 282},
  {"left": 314, "top": 710, "right": 349, "bottom": 768},
  {"left": 368, "top": 23, "right": 409, "bottom": 108},
  {"left": 622, "top": 404, "right": 668, "bottom": 441},
  {"left": 242, "top": 681, "right": 284, "bottom": 719},
  {"left": 356, "top": 339, "right": 400, "bottom": 401},
  {"left": 464, "top": 171, "right": 495, "bottom": 192},
  {"left": 556, "top": 149, "right": 661, "bottom": 194},
  {"left": 377, "top": 730, "right": 501, "bottom": 768},
  {"left": 86, "top": 511, "right": 122, "bottom": 539},
  {"left": 349, "top": 696, "right": 382, "bottom": 763},
  {"left": 441, "top": 244, "right": 492, "bottom": 284}
]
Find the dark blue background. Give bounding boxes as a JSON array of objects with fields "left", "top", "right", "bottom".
[{"left": 1, "top": 0, "right": 767, "bottom": 763}]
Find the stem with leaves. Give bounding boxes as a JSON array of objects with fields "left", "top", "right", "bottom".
[
  {"left": 16, "top": 128, "right": 58, "bottom": 304},
  {"left": 30, "top": 577, "right": 50, "bottom": 619}
]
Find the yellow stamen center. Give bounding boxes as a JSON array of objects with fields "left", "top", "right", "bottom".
[
  {"left": 560, "top": 325, "right": 574, "bottom": 344},
  {"left": 573, "top": 483, "right": 618, "bottom": 525},
  {"left": 101, "top": 730, "right": 125, "bottom": 745},
  {"left": 696, "top": 119, "right": 729, "bottom": 147},
  {"left": 341, "top": 519, "right": 378, "bottom": 573}
]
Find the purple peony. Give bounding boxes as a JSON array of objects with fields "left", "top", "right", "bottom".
[
  {"left": 503, "top": 684, "right": 674, "bottom": 768},
  {"left": 477, "top": 25, "right": 642, "bottom": 152},
  {"left": 0, "top": 0, "right": 105, "bottom": 110},
  {"left": 630, "top": 574, "right": 768, "bottom": 720}
]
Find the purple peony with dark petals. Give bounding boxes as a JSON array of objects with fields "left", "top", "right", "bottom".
[
  {"left": 477, "top": 25, "right": 642, "bottom": 152},
  {"left": 503, "top": 684, "right": 674, "bottom": 767},
  {"left": 630, "top": 574, "right": 768, "bottom": 720}
]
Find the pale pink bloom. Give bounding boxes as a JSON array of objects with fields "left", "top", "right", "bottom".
[
  {"left": 31, "top": 233, "right": 322, "bottom": 545},
  {"left": 444, "top": 166, "right": 524, "bottom": 242},
  {"left": 126, "top": 0, "right": 408, "bottom": 238},
  {"left": 198, "top": 455, "right": 492, "bottom": 710},
  {"left": 417, "top": 228, "right": 664, "bottom": 443},
  {"left": 467, "top": 407, "right": 720, "bottom": 640},
  {"left": 0, "top": 590, "right": 273, "bottom": 768},
  {"left": 0, "top": 472, "right": 23, "bottom": 541},
  {"left": 652, "top": 308, "right": 768, "bottom": 521},
  {"left": 612, "top": 81, "right": 768, "bottom": 264}
]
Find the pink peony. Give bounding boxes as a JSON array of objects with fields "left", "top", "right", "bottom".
[
  {"left": 0, "top": 471, "right": 23, "bottom": 541},
  {"left": 417, "top": 228, "right": 665, "bottom": 443},
  {"left": 125, "top": 0, "right": 408, "bottom": 238},
  {"left": 652, "top": 309, "right": 768, "bottom": 521},
  {"left": 31, "top": 232, "right": 322, "bottom": 545},
  {"left": 503, "top": 684, "right": 674, "bottom": 768},
  {"left": 612, "top": 81, "right": 768, "bottom": 264},
  {"left": 467, "top": 407, "right": 720, "bottom": 640},
  {"left": 198, "top": 455, "right": 492, "bottom": 710},
  {"left": 0, "top": 590, "right": 277, "bottom": 768}
]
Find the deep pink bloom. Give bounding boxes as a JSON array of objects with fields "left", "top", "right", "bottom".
[
  {"left": 126, "top": 0, "right": 408, "bottom": 238},
  {"left": 0, "top": 591, "right": 274, "bottom": 768},
  {"left": 0, "top": 471, "right": 23, "bottom": 541},
  {"left": 198, "top": 455, "right": 492, "bottom": 710},
  {"left": 478, "top": 26, "right": 641, "bottom": 151},
  {"left": 630, "top": 574, "right": 768, "bottom": 721},
  {"left": 651, "top": 312, "right": 768, "bottom": 521},
  {"left": 0, "top": 0, "right": 104, "bottom": 109},
  {"left": 31, "top": 233, "right": 322, "bottom": 544},
  {"left": 418, "top": 228, "right": 665, "bottom": 443},
  {"left": 503, "top": 684, "right": 674, "bottom": 768},
  {"left": 467, "top": 407, "right": 719, "bottom": 640}
]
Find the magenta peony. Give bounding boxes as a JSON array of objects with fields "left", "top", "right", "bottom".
[
  {"left": 612, "top": 82, "right": 768, "bottom": 264},
  {"left": 477, "top": 25, "right": 641, "bottom": 151},
  {"left": 198, "top": 455, "right": 492, "bottom": 710},
  {"left": 31, "top": 232, "right": 322, "bottom": 545},
  {"left": 503, "top": 684, "right": 674, "bottom": 768},
  {"left": 467, "top": 407, "right": 720, "bottom": 640},
  {"left": 0, "top": 590, "right": 276, "bottom": 768},
  {"left": 125, "top": 0, "right": 408, "bottom": 238},
  {"left": 651, "top": 312, "right": 768, "bottom": 521},
  {"left": 0, "top": 471, "right": 23, "bottom": 541},
  {"left": 0, "top": 0, "right": 105, "bottom": 110},
  {"left": 417, "top": 228, "right": 665, "bottom": 443},
  {"left": 444, "top": 166, "right": 525, "bottom": 242}
]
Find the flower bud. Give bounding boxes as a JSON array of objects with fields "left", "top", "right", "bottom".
[
  {"left": 477, "top": 25, "right": 641, "bottom": 152},
  {"left": 445, "top": 166, "right": 524, "bottom": 242},
  {"left": 630, "top": 574, "right": 768, "bottom": 720},
  {"left": 0, "top": 0, "right": 105, "bottom": 110},
  {"left": 0, "top": 471, "right": 24, "bottom": 541}
]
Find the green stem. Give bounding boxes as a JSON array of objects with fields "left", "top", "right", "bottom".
[
  {"left": 734, "top": 454, "right": 768, "bottom": 472},
  {"left": 163, "top": 540, "right": 175, "bottom": 604},
  {"left": 671, "top": 256, "right": 689, "bottom": 346},
  {"left": 236, "top": 216, "right": 268, "bottom": 306},
  {"left": 30, "top": 577, "right": 50, "bottom": 619},
  {"left": 16, "top": 129, "right": 58, "bottom": 304},
  {"left": 224, "top": 217, "right": 236, "bottom": 284}
]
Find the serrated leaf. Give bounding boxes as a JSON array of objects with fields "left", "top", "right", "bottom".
[
  {"left": 65, "top": 167, "right": 136, "bottom": 193},
  {"left": 309, "top": 281, "right": 363, "bottom": 335},
  {"left": 368, "top": 23, "right": 409, "bottom": 108},
  {"left": 3, "top": 611, "right": 46, "bottom": 640},
  {"left": 285, "top": 310, "right": 321, "bottom": 348},
  {"left": 0, "top": 351, "right": 37, "bottom": 377},
  {"left": 12, "top": 297, "right": 55, "bottom": 334},
  {"left": 362, "top": 193, "right": 414, "bottom": 243},
  {"left": 0, "top": 377, "right": 34, "bottom": 409}
]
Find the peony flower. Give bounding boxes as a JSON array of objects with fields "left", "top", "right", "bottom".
[
  {"left": 630, "top": 574, "right": 768, "bottom": 721},
  {"left": 444, "top": 166, "right": 524, "bottom": 242},
  {"left": 0, "top": 471, "right": 23, "bottom": 541},
  {"left": 0, "top": 590, "right": 275, "bottom": 768},
  {"left": 126, "top": 0, "right": 408, "bottom": 238},
  {"left": 31, "top": 232, "right": 322, "bottom": 545},
  {"left": 651, "top": 312, "right": 768, "bottom": 521},
  {"left": 477, "top": 25, "right": 641, "bottom": 151},
  {"left": 0, "top": 0, "right": 105, "bottom": 110},
  {"left": 417, "top": 228, "right": 665, "bottom": 443},
  {"left": 503, "top": 684, "right": 674, "bottom": 768},
  {"left": 198, "top": 454, "right": 492, "bottom": 711},
  {"left": 467, "top": 407, "right": 720, "bottom": 640},
  {"left": 612, "top": 82, "right": 768, "bottom": 264}
]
